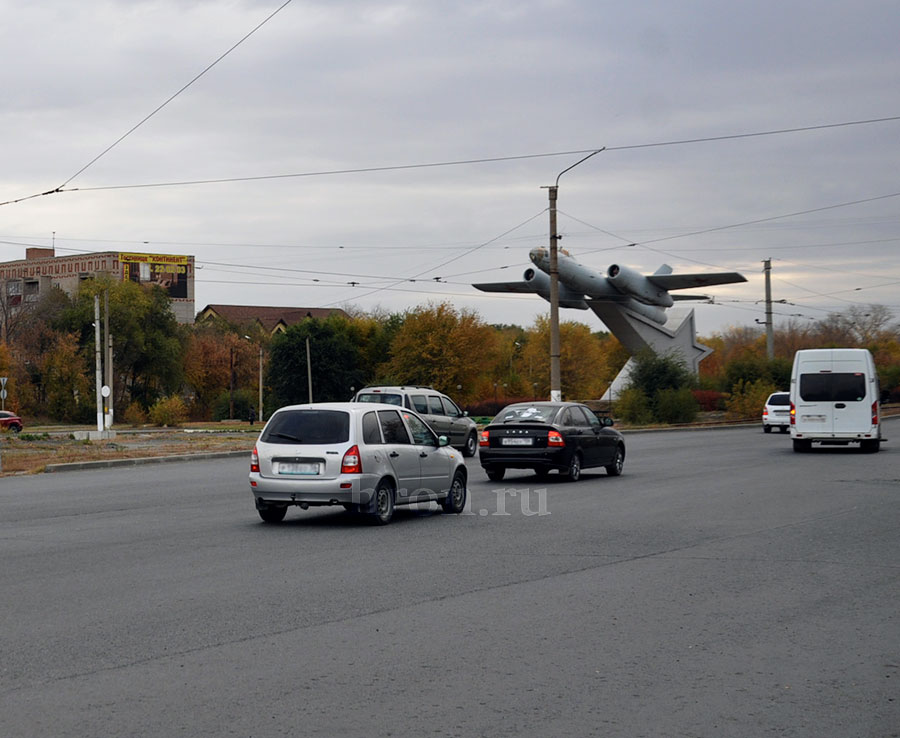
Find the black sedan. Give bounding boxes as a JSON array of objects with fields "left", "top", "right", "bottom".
[{"left": 478, "top": 401, "right": 625, "bottom": 482}]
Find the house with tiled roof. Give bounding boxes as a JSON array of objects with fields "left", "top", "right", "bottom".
[{"left": 195, "top": 304, "right": 350, "bottom": 334}]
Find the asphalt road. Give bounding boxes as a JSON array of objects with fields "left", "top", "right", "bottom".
[{"left": 1, "top": 422, "right": 898, "bottom": 737}]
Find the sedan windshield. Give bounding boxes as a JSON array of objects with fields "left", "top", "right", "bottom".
[{"left": 496, "top": 404, "right": 558, "bottom": 423}]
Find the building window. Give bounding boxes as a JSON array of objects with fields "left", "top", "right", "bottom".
[{"left": 6, "top": 280, "right": 22, "bottom": 307}]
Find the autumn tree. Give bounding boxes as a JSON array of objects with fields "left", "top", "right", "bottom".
[
  {"left": 381, "top": 302, "right": 501, "bottom": 405},
  {"left": 184, "top": 324, "right": 259, "bottom": 419},
  {"left": 40, "top": 332, "right": 93, "bottom": 422},
  {"left": 519, "top": 315, "right": 616, "bottom": 400},
  {"left": 4, "top": 287, "right": 80, "bottom": 416}
]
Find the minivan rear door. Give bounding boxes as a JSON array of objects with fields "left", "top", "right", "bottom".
[
  {"left": 830, "top": 353, "right": 871, "bottom": 434},
  {"left": 796, "top": 356, "right": 868, "bottom": 436}
]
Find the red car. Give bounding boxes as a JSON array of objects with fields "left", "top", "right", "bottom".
[{"left": 0, "top": 411, "right": 23, "bottom": 433}]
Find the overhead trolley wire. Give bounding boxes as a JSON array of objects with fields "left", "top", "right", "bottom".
[{"left": 4, "top": 115, "right": 900, "bottom": 206}]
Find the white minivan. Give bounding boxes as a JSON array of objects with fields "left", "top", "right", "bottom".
[{"left": 790, "top": 348, "right": 882, "bottom": 453}]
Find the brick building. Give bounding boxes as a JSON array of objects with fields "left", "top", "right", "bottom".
[{"left": 0, "top": 247, "right": 195, "bottom": 324}]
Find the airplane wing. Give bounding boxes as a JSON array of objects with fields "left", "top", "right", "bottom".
[
  {"left": 647, "top": 272, "right": 747, "bottom": 291},
  {"left": 472, "top": 281, "right": 535, "bottom": 294}
]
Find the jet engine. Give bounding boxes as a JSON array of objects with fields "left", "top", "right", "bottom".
[
  {"left": 522, "top": 268, "right": 589, "bottom": 309},
  {"left": 606, "top": 264, "right": 674, "bottom": 307}
]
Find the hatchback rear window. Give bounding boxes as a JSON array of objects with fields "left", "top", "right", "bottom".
[
  {"left": 799, "top": 373, "right": 866, "bottom": 402},
  {"left": 261, "top": 410, "right": 350, "bottom": 444},
  {"left": 767, "top": 393, "right": 790, "bottom": 406}
]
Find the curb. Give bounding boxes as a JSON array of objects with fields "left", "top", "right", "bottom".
[{"left": 44, "top": 449, "right": 249, "bottom": 473}]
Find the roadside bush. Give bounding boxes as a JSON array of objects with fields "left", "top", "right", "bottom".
[
  {"left": 629, "top": 349, "right": 694, "bottom": 397},
  {"left": 615, "top": 387, "right": 653, "bottom": 425},
  {"left": 692, "top": 389, "right": 726, "bottom": 412},
  {"left": 725, "top": 378, "right": 776, "bottom": 419},
  {"left": 148, "top": 395, "right": 188, "bottom": 427},
  {"left": 212, "top": 389, "right": 257, "bottom": 422},
  {"left": 122, "top": 401, "right": 149, "bottom": 427},
  {"left": 655, "top": 387, "right": 699, "bottom": 424}
]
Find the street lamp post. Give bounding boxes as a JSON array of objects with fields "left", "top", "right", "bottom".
[{"left": 543, "top": 149, "right": 604, "bottom": 402}]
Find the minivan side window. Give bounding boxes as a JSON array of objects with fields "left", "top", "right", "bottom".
[
  {"left": 410, "top": 394, "right": 429, "bottom": 414},
  {"left": 441, "top": 397, "right": 462, "bottom": 417},
  {"left": 378, "top": 409, "right": 411, "bottom": 444},
  {"left": 799, "top": 373, "right": 866, "bottom": 402},
  {"left": 427, "top": 396, "right": 445, "bottom": 415},
  {"left": 404, "top": 413, "right": 437, "bottom": 446}
]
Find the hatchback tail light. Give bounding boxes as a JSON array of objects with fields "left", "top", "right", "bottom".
[
  {"left": 250, "top": 447, "right": 260, "bottom": 473},
  {"left": 479, "top": 430, "right": 490, "bottom": 447},
  {"left": 763, "top": 408, "right": 769, "bottom": 417},
  {"left": 547, "top": 430, "right": 565, "bottom": 447},
  {"left": 341, "top": 445, "right": 362, "bottom": 474}
]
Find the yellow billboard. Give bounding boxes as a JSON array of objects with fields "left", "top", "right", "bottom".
[{"left": 120, "top": 253, "right": 189, "bottom": 298}]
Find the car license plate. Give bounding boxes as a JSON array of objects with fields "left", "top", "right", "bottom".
[
  {"left": 501, "top": 437, "right": 533, "bottom": 446},
  {"left": 275, "top": 461, "right": 320, "bottom": 475},
  {"left": 801, "top": 415, "right": 827, "bottom": 423}
]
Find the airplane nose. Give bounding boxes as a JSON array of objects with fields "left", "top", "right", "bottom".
[{"left": 529, "top": 247, "right": 547, "bottom": 265}]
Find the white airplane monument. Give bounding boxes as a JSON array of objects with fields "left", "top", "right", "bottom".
[{"left": 474, "top": 247, "right": 747, "bottom": 399}]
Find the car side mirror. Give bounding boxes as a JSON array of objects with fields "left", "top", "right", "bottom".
[
  {"left": 438, "top": 435, "right": 450, "bottom": 447},
  {"left": 601, "top": 416, "right": 615, "bottom": 427}
]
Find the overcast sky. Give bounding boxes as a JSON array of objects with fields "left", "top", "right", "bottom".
[{"left": 2, "top": 0, "right": 899, "bottom": 336}]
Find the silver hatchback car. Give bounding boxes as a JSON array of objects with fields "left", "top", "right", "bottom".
[{"left": 249, "top": 402, "right": 468, "bottom": 525}]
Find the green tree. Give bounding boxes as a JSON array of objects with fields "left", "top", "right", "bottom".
[
  {"left": 626, "top": 349, "right": 699, "bottom": 423},
  {"left": 267, "top": 315, "right": 369, "bottom": 407},
  {"left": 57, "top": 277, "right": 187, "bottom": 409}
]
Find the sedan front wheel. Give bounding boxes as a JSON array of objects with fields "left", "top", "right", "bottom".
[{"left": 605, "top": 445, "right": 625, "bottom": 476}]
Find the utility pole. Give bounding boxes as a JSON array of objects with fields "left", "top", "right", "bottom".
[
  {"left": 104, "top": 290, "right": 113, "bottom": 429},
  {"left": 229, "top": 346, "right": 235, "bottom": 420},
  {"left": 763, "top": 258, "right": 774, "bottom": 360},
  {"left": 544, "top": 149, "right": 604, "bottom": 401},
  {"left": 94, "top": 295, "right": 103, "bottom": 432},
  {"left": 258, "top": 344, "right": 264, "bottom": 422},
  {"left": 306, "top": 337, "right": 313, "bottom": 403},
  {"left": 548, "top": 185, "right": 561, "bottom": 401},
  {"left": 107, "top": 334, "right": 114, "bottom": 428}
]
